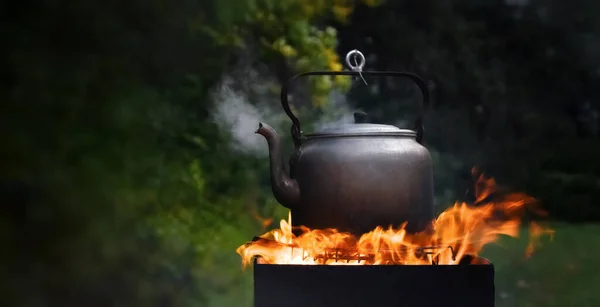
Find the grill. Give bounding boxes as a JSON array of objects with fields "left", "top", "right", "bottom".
[
  {"left": 285, "top": 246, "right": 454, "bottom": 264},
  {"left": 249, "top": 236, "right": 458, "bottom": 264},
  {"left": 250, "top": 49, "right": 497, "bottom": 307},
  {"left": 252, "top": 238, "right": 496, "bottom": 307},
  {"left": 254, "top": 261, "right": 495, "bottom": 307}
]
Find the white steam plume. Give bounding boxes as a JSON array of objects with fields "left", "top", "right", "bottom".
[
  {"left": 209, "top": 57, "right": 285, "bottom": 156},
  {"left": 312, "top": 90, "right": 355, "bottom": 131},
  {"left": 210, "top": 55, "right": 357, "bottom": 155}
]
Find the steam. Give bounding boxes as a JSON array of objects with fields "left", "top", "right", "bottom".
[
  {"left": 312, "top": 90, "right": 355, "bottom": 131},
  {"left": 210, "top": 54, "right": 356, "bottom": 155},
  {"left": 210, "top": 72, "right": 284, "bottom": 156}
]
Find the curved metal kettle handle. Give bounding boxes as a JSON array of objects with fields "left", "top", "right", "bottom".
[{"left": 280, "top": 71, "right": 430, "bottom": 146}]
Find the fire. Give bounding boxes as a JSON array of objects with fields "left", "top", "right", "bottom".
[
  {"left": 252, "top": 209, "right": 273, "bottom": 230},
  {"left": 237, "top": 170, "right": 554, "bottom": 266}
]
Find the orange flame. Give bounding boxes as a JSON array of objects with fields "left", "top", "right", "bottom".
[
  {"left": 237, "top": 170, "right": 554, "bottom": 266},
  {"left": 252, "top": 209, "right": 273, "bottom": 230}
]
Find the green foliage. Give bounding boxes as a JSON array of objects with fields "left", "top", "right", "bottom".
[
  {"left": 199, "top": 0, "right": 386, "bottom": 106},
  {"left": 2, "top": 0, "right": 372, "bottom": 305},
  {"left": 483, "top": 223, "right": 600, "bottom": 307}
]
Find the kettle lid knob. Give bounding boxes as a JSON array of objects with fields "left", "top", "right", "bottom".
[{"left": 353, "top": 110, "right": 369, "bottom": 123}]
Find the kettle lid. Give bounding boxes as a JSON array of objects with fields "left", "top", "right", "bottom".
[{"left": 307, "top": 111, "right": 416, "bottom": 137}]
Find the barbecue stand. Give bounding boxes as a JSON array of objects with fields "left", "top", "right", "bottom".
[{"left": 254, "top": 258, "right": 495, "bottom": 307}]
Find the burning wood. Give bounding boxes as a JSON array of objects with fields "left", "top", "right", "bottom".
[
  {"left": 246, "top": 236, "right": 457, "bottom": 264},
  {"left": 237, "top": 172, "right": 555, "bottom": 266}
]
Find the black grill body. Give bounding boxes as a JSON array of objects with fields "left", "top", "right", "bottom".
[{"left": 254, "top": 260, "right": 495, "bottom": 307}]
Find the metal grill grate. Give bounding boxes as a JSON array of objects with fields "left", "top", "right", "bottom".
[{"left": 250, "top": 237, "right": 457, "bottom": 264}]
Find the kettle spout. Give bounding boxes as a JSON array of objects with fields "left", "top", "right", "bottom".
[{"left": 256, "top": 122, "right": 300, "bottom": 209}]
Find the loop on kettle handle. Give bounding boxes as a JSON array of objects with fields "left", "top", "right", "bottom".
[
  {"left": 280, "top": 71, "right": 430, "bottom": 145},
  {"left": 345, "top": 50, "right": 366, "bottom": 72}
]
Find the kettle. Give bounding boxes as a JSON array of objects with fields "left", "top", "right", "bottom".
[{"left": 256, "top": 50, "right": 433, "bottom": 235}]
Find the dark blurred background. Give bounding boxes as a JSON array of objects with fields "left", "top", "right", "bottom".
[{"left": 1, "top": 0, "right": 599, "bottom": 306}]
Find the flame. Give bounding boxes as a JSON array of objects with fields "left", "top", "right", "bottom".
[
  {"left": 252, "top": 209, "right": 273, "bottom": 230},
  {"left": 237, "top": 170, "right": 554, "bottom": 266}
]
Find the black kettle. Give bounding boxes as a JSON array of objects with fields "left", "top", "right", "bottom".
[{"left": 256, "top": 50, "right": 433, "bottom": 235}]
